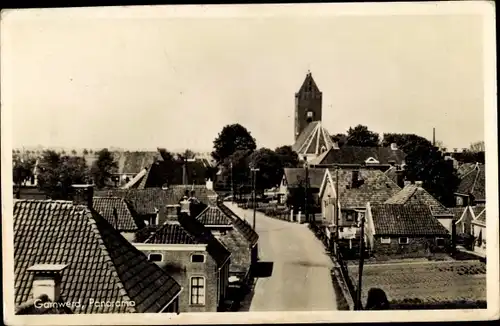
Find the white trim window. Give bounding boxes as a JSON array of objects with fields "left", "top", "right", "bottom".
[
  {"left": 398, "top": 237, "right": 409, "bottom": 245},
  {"left": 380, "top": 237, "right": 391, "bottom": 244},
  {"left": 148, "top": 253, "right": 163, "bottom": 262},
  {"left": 190, "top": 276, "right": 206, "bottom": 305},
  {"left": 365, "top": 157, "right": 380, "bottom": 164},
  {"left": 191, "top": 254, "right": 205, "bottom": 263}
]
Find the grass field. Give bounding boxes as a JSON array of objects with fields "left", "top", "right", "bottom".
[{"left": 348, "top": 260, "right": 486, "bottom": 308}]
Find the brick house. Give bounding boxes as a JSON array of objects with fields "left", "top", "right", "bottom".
[
  {"left": 384, "top": 182, "right": 455, "bottom": 233},
  {"left": 134, "top": 215, "right": 231, "bottom": 313},
  {"left": 318, "top": 168, "right": 401, "bottom": 248},
  {"left": 13, "top": 185, "right": 182, "bottom": 315},
  {"left": 194, "top": 203, "right": 259, "bottom": 284},
  {"left": 365, "top": 202, "right": 451, "bottom": 259},
  {"left": 310, "top": 143, "right": 406, "bottom": 172},
  {"left": 454, "top": 162, "right": 486, "bottom": 207},
  {"left": 93, "top": 196, "right": 145, "bottom": 242}
]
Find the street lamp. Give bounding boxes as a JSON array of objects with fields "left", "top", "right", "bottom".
[{"left": 250, "top": 165, "right": 260, "bottom": 230}]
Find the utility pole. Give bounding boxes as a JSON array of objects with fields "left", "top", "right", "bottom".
[
  {"left": 250, "top": 166, "right": 260, "bottom": 230},
  {"left": 334, "top": 165, "right": 340, "bottom": 256},
  {"left": 304, "top": 156, "right": 309, "bottom": 223},
  {"left": 230, "top": 162, "right": 234, "bottom": 203},
  {"left": 432, "top": 127, "right": 436, "bottom": 147},
  {"left": 356, "top": 212, "right": 366, "bottom": 310}
]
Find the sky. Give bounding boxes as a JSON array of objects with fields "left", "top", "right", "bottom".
[{"left": 2, "top": 4, "right": 489, "bottom": 153}]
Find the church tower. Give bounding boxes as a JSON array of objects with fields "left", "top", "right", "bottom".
[{"left": 294, "top": 71, "right": 322, "bottom": 140}]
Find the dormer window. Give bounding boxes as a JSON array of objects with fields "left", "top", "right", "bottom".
[
  {"left": 320, "top": 145, "right": 327, "bottom": 154},
  {"left": 365, "top": 157, "right": 380, "bottom": 164}
]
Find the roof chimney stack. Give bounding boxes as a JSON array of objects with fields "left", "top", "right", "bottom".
[
  {"left": 71, "top": 184, "right": 94, "bottom": 208},
  {"left": 390, "top": 143, "right": 398, "bottom": 150},
  {"left": 27, "top": 264, "right": 68, "bottom": 302},
  {"left": 333, "top": 141, "right": 340, "bottom": 150},
  {"left": 415, "top": 181, "right": 423, "bottom": 187}
]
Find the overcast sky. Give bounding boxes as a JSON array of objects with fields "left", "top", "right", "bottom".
[{"left": 2, "top": 4, "right": 488, "bottom": 152}]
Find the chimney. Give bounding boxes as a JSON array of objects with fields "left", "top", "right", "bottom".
[
  {"left": 403, "top": 180, "right": 412, "bottom": 187},
  {"left": 396, "top": 170, "right": 405, "bottom": 188},
  {"left": 206, "top": 178, "right": 214, "bottom": 190},
  {"left": 351, "top": 170, "right": 360, "bottom": 188},
  {"left": 390, "top": 143, "right": 398, "bottom": 150},
  {"left": 71, "top": 184, "right": 94, "bottom": 208},
  {"left": 415, "top": 181, "right": 423, "bottom": 187},
  {"left": 27, "top": 264, "right": 68, "bottom": 302},
  {"left": 333, "top": 141, "right": 340, "bottom": 150}
]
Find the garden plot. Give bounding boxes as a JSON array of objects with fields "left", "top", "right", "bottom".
[{"left": 348, "top": 260, "right": 486, "bottom": 307}]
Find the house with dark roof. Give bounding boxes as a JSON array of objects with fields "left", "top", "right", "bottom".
[
  {"left": 278, "top": 167, "right": 326, "bottom": 206},
  {"left": 454, "top": 163, "right": 485, "bottom": 206},
  {"left": 310, "top": 143, "right": 406, "bottom": 171},
  {"left": 92, "top": 196, "right": 145, "bottom": 242},
  {"left": 318, "top": 168, "right": 401, "bottom": 247},
  {"left": 13, "top": 185, "right": 182, "bottom": 315},
  {"left": 365, "top": 202, "right": 451, "bottom": 259},
  {"left": 384, "top": 183, "right": 455, "bottom": 233},
  {"left": 133, "top": 214, "right": 231, "bottom": 313},
  {"left": 195, "top": 203, "right": 259, "bottom": 285}
]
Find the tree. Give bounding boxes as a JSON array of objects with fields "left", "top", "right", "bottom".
[
  {"left": 332, "top": 133, "right": 347, "bottom": 147},
  {"left": 470, "top": 141, "right": 485, "bottom": 153},
  {"left": 345, "top": 125, "right": 380, "bottom": 147},
  {"left": 248, "top": 148, "right": 283, "bottom": 191},
  {"left": 382, "top": 133, "right": 459, "bottom": 206},
  {"left": 37, "top": 150, "right": 89, "bottom": 200},
  {"left": 223, "top": 149, "right": 253, "bottom": 194},
  {"left": 83, "top": 149, "right": 89, "bottom": 155},
  {"left": 91, "top": 148, "right": 118, "bottom": 189},
  {"left": 275, "top": 145, "right": 299, "bottom": 168},
  {"left": 89, "top": 149, "right": 93, "bottom": 154},
  {"left": 71, "top": 149, "right": 77, "bottom": 155},
  {"left": 212, "top": 124, "right": 257, "bottom": 164},
  {"left": 13, "top": 157, "right": 36, "bottom": 187},
  {"left": 183, "top": 149, "right": 196, "bottom": 159}
]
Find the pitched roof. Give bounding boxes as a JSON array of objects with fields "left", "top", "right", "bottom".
[
  {"left": 283, "top": 168, "right": 325, "bottom": 189},
  {"left": 456, "top": 163, "right": 486, "bottom": 201},
  {"left": 216, "top": 229, "right": 251, "bottom": 275},
  {"left": 369, "top": 203, "right": 450, "bottom": 236},
  {"left": 146, "top": 216, "right": 231, "bottom": 267},
  {"left": 93, "top": 197, "right": 145, "bottom": 231},
  {"left": 449, "top": 206, "right": 468, "bottom": 221},
  {"left": 195, "top": 206, "right": 232, "bottom": 226},
  {"left": 16, "top": 295, "right": 73, "bottom": 315},
  {"left": 14, "top": 200, "right": 182, "bottom": 314},
  {"left": 385, "top": 184, "right": 453, "bottom": 216},
  {"left": 473, "top": 207, "right": 486, "bottom": 225},
  {"left": 292, "top": 121, "right": 335, "bottom": 156},
  {"left": 113, "top": 151, "right": 160, "bottom": 175},
  {"left": 167, "top": 185, "right": 218, "bottom": 205},
  {"left": 296, "top": 72, "right": 321, "bottom": 95},
  {"left": 312, "top": 146, "right": 406, "bottom": 166},
  {"left": 325, "top": 168, "right": 401, "bottom": 208},
  {"left": 384, "top": 166, "right": 399, "bottom": 184},
  {"left": 217, "top": 202, "right": 259, "bottom": 247},
  {"left": 137, "top": 159, "right": 211, "bottom": 188}
]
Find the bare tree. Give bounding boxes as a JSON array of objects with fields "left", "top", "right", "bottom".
[{"left": 469, "top": 141, "right": 485, "bottom": 152}]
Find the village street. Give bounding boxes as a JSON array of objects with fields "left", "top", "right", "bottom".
[{"left": 226, "top": 203, "right": 338, "bottom": 311}]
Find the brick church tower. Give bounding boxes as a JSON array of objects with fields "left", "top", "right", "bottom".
[{"left": 294, "top": 71, "right": 322, "bottom": 140}]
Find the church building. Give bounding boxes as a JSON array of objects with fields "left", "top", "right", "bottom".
[{"left": 292, "top": 71, "right": 335, "bottom": 160}]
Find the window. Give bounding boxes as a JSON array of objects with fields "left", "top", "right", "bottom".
[
  {"left": 456, "top": 196, "right": 464, "bottom": 206},
  {"left": 148, "top": 253, "right": 163, "bottom": 262},
  {"left": 190, "top": 277, "right": 206, "bottom": 305},
  {"left": 307, "top": 111, "right": 313, "bottom": 118},
  {"left": 345, "top": 211, "right": 354, "bottom": 221},
  {"left": 191, "top": 254, "right": 205, "bottom": 263},
  {"left": 436, "top": 238, "right": 445, "bottom": 247},
  {"left": 398, "top": 237, "right": 409, "bottom": 245},
  {"left": 381, "top": 237, "right": 391, "bottom": 244}
]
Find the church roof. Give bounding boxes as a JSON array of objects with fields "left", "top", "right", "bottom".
[{"left": 292, "top": 121, "right": 335, "bottom": 156}]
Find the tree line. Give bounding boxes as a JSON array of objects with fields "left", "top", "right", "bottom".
[{"left": 211, "top": 123, "right": 485, "bottom": 207}]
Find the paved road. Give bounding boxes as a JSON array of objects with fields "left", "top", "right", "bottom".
[{"left": 226, "top": 203, "right": 338, "bottom": 312}]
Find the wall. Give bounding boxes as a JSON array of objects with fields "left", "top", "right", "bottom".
[
  {"left": 455, "top": 207, "right": 475, "bottom": 235},
  {"left": 372, "top": 236, "right": 450, "bottom": 259},
  {"left": 136, "top": 248, "right": 220, "bottom": 313},
  {"left": 436, "top": 217, "right": 454, "bottom": 233},
  {"left": 321, "top": 181, "right": 336, "bottom": 225}
]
